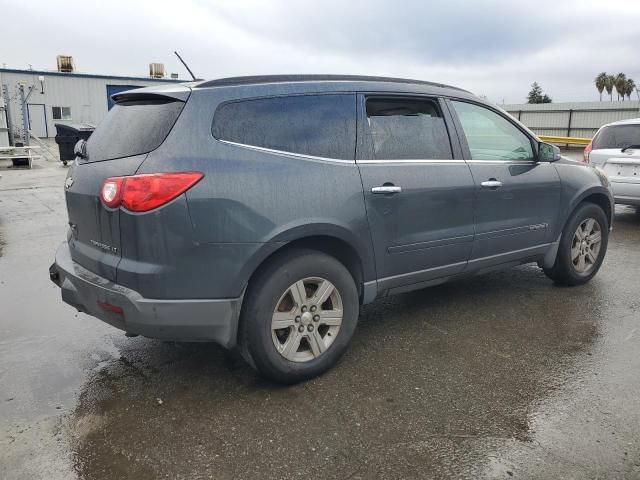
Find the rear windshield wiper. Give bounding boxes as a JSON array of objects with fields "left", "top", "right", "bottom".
[{"left": 621, "top": 144, "right": 640, "bottom": 152}]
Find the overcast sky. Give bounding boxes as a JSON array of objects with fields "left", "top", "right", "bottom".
[{"left": 2, "top": 0, "right": 639, "bottom": 104}]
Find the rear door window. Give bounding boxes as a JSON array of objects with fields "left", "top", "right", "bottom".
[
  {"left": 86, "top": 98, "right": 185, "bottom": 162},
  {"left": 212, "top": 94, "right": 356, "bottom": 160},
  {"left": 593, "top": 124, "right": 640, "bottom": 149},
  {"left": 363, "top": 97, "right": 453, "bottom": 160}
]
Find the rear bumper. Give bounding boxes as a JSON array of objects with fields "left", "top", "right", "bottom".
[
  {"left": 50, "top": 242, "right": 242, "bottom": 347},
  {"left": 610, "top": 180, "right": 640, "bottom": 206}
]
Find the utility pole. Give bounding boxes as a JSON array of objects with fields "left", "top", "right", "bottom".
[
  {"left": 1, "top": 84, "right": 14, "bottom": 146},
  {"left": 17, "top": 84, "right": 34, "bottom": 146}
]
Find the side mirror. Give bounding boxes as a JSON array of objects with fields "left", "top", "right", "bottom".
[
  {"left": 538, "top": 142, "right": 561, "bottom": 162},
  {"left": 74, "top": 139, "right": 87, "bottom": 159}
]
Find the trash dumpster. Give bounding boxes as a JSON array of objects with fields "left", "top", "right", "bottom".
[{"left": 54, "top": 123, "right": 95, "bottom": 165}]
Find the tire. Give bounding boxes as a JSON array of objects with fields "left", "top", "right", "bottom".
[
  {"left": 543, "top": 202, "right": 609, "bottom": 286},
  {"left": 239, "top": 249, "right": 359, "bottom": 384}
]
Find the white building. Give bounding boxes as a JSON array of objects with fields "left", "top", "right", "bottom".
[{"left": 0, "top": 63, "right": 183, "bottom": 144}]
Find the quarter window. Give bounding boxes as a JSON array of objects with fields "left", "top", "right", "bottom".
[
  {"left": 212, "top": 94, "right": 356, "bottom": 160},
  {"left": 52, "top": 106, "right": 72, "bottom": 120},
  {"left": 365, "top": 98, "right": 452, "bottom": 160},
  {"left": 86, "top": 99, "right": 185, "bottom": 162},
  {"left": 451, "top": 101, "right": 534, "bottom": 161}
]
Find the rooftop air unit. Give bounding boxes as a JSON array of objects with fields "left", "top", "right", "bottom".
[
  {"left": 149, "top": 63, "right": 165, "bottom": 78},
  {"left": 56, "top": 55, "right": 74, "bottom": 73}
]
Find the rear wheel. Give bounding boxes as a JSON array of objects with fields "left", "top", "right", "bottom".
[
  {"left": 543, "top": 202, "right": 608, "bottom": 286},
  {"left": 240, "top": 249, "right": 359, "bottom": 384}
]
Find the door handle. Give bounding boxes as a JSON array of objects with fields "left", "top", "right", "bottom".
[
  {"left": 481, "top": 180, "right": 502, "bottom": 189},
  {"left": 372, "top": 185, "right": 402, "bottom": 194}
]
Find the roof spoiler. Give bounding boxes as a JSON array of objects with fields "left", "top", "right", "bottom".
[{"left": 111, "top": 84, "right": 191, "bottom": 104}]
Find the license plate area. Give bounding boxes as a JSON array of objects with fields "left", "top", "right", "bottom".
[{"left": 605, "top": 160, "right": 640, "bottom": 181}]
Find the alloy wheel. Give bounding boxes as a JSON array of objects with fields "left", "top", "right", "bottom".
[
  {"left": 571, "top": 218, "right": 602, "bottom": 274},
  {"left": 271, "top": 277, "right": 343, "bottom": 362}
]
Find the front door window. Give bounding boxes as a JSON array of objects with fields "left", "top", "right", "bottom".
[{"left": 451, "top": 101, "right": 534, "bottom": 161}]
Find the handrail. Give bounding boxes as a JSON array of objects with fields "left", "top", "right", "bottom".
[{"left": 539, "top": 135, "right": 591, "bottom": 146}]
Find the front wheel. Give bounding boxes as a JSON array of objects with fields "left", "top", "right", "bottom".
[
  {"left": 543, "top": 202, "right": 609, "bottom": 286},
  {"left": 240, "top": 249, "right": 359, "bottom": 384}
]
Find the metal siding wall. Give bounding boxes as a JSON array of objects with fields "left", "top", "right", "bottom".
[
  {"left": 505, "top": 101, "right": 640, "bottom": 139},
  {"left": 519, "top": 110, "right": 569, "bottom": 129},
  {"left": 0, "top": 71, "right": 179, "bottom": 137}
]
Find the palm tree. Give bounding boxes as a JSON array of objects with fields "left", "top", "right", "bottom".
[
  {"left": 626, "top": 78, "right": 636, "bottom": 101},
  {"left": 595, "top": 72, "right": 608, "bottom": 101},
  {"left": 615, "top": 73, "right": 627, "bottom": 101},
  {"left": 605, "top": 75, "right": 615, "bottom": 101}
]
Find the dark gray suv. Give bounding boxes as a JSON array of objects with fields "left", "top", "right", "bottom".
[{"left": 50, "top": 75, "right": 613, "bottom": 383}]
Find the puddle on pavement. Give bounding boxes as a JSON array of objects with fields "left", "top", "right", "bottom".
[{"left": 67, "top": 264, "right": 606, "bottom": 479}]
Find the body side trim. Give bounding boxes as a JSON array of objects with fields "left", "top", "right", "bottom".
[
  {"left": 468, "top": 243, "right": 551, "bottom": 264},
  {"left": 377, "top": 261, "right": 468, "bottom": 284},
  {"left": 376, "top": 243, "right": 551, "bottom": 284},
  {"left": 388, "top": 234, "right": 474, "bottom": 254},
  {"left": 465, "top": 160, "right": 542, "bottom": 165},
  {"left": 475, "top": 224, "right": 548, "bottom": 240},
  {"left": 217, "top": 139, "right": 357, "bottom": 164},
  {"left": 357, "top": 159, "right": 465, "bottom": 164}
]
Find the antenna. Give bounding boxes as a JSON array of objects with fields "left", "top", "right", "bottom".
[{"left": 174, "top": 51, "right": 197, "bottom": 81}]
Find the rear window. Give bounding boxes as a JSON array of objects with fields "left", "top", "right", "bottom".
[
  {"left": 86, "top": 99, "right": 184, "bottom": 162},
  {"left": 365, "top": 97, "right": 452, "bottom": 160},
  {"left": 212, "top": 94, "right": 356, "bottom": 160},
  {"left": 593, "top": 124, "right": 640, "bottom": 150}
]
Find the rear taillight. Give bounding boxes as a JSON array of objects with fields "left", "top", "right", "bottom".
[
  {"left": 100, "top": 172, "right": 204, "bottom": 212},
  {"left": 583, "top": 141, "right": 593, "bottom": 163}
]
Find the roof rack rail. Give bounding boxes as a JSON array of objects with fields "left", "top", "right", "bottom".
[{"left": 196, "top": 74, "right": 468, "bottom": 92}]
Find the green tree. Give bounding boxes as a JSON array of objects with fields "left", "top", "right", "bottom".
[
  {"left": 527, "top": 82, "right": 542, "bottom": 103},
  {"left": 625, "top": 78, "right": 636, "bottom": 101},
  {"left": 614, "top": 73, "right": 627, "bottom": 101},
  {"left": 527, "top": 82, "right": 552, "bottom": 104},
  {"left": 595, "top": 72, "right": 608, "bottom": 101},
  {"left": 605, "top": 75, "right": 615, "bottom": 101}
]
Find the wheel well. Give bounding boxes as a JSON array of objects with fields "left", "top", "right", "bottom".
[
  {"left": 248, "top": 236, "right": 365, "bottom": 301},
  {"left": 581, "top": 193, "right": 612, "bottom": 228}
]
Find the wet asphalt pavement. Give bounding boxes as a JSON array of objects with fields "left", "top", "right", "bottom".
[{"left": 1, "top": 153, "right": 639, "bottom": 479}]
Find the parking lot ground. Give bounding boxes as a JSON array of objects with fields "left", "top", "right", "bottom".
[{"left": 1, "top": 155, "right": 639, "bottom": 479}]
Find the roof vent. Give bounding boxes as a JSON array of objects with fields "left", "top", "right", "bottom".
[
  {"left": 149, "top": 63, "right": 165, "bottom": 78},
  {"left": 57, "top": 55, "right": 75, "bottom": 73}
]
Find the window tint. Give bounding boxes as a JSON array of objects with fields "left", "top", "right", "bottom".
[
  {"left": 593, "top": 124, "right": 640, "bottom": 149},
  {"left": 212, "top": 94, "right": 356, "bottom": 160},
  {"left": 86, "top": 99, "right": 184, "bottom": 162},
  {"left": 365, "top": 98, "right": 452, "bottom": 160},
  {"left": 451, "top": 101, "right": 534, "bottom": 161}
]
